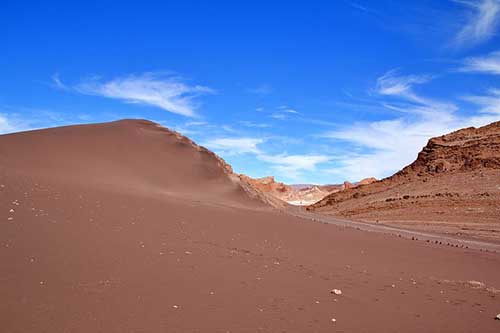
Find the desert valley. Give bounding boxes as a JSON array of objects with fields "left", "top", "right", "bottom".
[
  {"left": 4, "top": 2, "right": 500, "bottom": 331},
  {"left": 1, "top": 119, "right": 499, "bottom": 332}
]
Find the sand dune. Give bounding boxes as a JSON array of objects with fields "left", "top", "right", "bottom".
[
  {"left": 1, "top": 119, "right": 500, "bottom": 332},
  {"left": 0, "top": 119, "right": 262, "bottom": 208}
]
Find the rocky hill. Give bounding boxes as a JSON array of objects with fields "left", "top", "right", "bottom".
[
  {"left": 397, "top": 121, "right": 500, "bottom": 177},
  {"left": 309, "top": 121, "right": 500, "bottom": 241},
  {"left": 239, "top": 175, "right": 377, "bottom": 206}
]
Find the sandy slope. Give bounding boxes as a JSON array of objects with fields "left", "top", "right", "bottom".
[{"left": 1, "top": 120, "right": 500, "bottom": 332}]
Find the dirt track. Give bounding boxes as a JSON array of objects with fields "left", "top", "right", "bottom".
[{"left": 289, "top": 208, "right": 500, "bottom": 252}]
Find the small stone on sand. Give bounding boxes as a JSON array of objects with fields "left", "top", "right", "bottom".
[{"left": 331, "top": 289, "right": 342, "bottom": 295}]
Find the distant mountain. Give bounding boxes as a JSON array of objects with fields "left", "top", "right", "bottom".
[{"left": 240, "top": 176, "right": 376, "bottom": 206}]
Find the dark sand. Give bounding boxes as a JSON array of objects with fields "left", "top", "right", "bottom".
[{"left": 1, "top": 120, "right": 499, "bottom": 332}]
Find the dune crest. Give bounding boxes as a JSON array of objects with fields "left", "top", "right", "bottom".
[{"left": 0, "top": 119, "right": 266, "bottom": 208}]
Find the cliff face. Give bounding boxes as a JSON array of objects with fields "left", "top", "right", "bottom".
[{"left": 397, "top": 122, "right": 500, "bottom": 177}]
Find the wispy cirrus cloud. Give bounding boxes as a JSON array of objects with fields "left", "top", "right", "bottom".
[
  {"left": 323, "top": 118, "right": 463, "bottom": 180},
  {"left": 246, "top": 84, "right": 273, "bottom": 95},
  {"left": 55, "top": 73, "right": 213, "bottom": 117},
  {"left": 270, "top": 105, "right": 300, "bottom": 120},
  {"left": 461, "top": 50, "right": 500, "bottom": 74},
  {"left": 277, "top": 105, "right": 299, "bottom": 113},
  {"left": 453, "top": 0, "right": 500, "bottom": 48},
  {"left": 0, "top": 114, "right": 21, "bottom": 134},
  {"left": 202, "top": 135, "right": 330, "bottom": 180},
  {"left": 51, "top": 74, "right": 67, "bottom": 90},
  {"left": 0, "top": 107, "right": 85, "bottom": 135},
  {"left": 202, "top": 137, "right": 264, "bottom": 155},
  {"left": 462, "top": 88, "right": 500, "bottom": 115},
  {"left": 258, "top": 154, "right": 331, "bottom": 180},
  {"left": 321, "top": 69, "right": 498, "bottom": 181},
  {"left": 459, "top": 50, "right": 500, "bottom": 122},
  {"left": 375, "top": 70, "right": 456, "bottom": 119},
  {"left": 376, "top": 70, "right": 432, "bottom": 98},
  {"left": 345, "top": 1, "right": 381, "bottom": 16},
  {"left": 238, "top": 120, "right": 270, "bottom": 128}
]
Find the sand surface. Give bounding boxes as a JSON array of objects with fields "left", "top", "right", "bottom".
[{"left": 1, "top": 120, "right": 500, "bottom": 332}]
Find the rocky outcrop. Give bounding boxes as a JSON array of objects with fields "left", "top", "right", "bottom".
[
  {"left": 396, "top": 121, "right": 500, "bottom": 178},
  {"left": 308, "top": 121, "right": 500, "bottom": 229},
  {"left": 342, "top": 181, "right": 355, "bottom": 190},
  {"left": 357, "top": 177, "right": 377, "bottom": 186},
  {"left": 239, "top": 175, "right": 377, "bottom": 206}
]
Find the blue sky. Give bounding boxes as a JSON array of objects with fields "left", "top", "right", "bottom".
[{"left": 2, "top": 0, "right": 500, "bottom": 184}]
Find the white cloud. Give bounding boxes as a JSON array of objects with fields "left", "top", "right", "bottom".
[
  {"left": 347, "top": 1, "right": 380, "bottom": 15},
  {"left": 376, "top": 70, "right": 432, "bottom": 99},
  {"left": 202, "top": 137, "right": 264, "bottom": 155},
  {"left": 221, "top": 125, "right": 237, "bottom": 133},
  {"left": 201, "top": 135, "right": 330, "bottom": 180},
  {"left": 323, "top": 118, "right": 463, "bottom": 180},
  {"left": 0, "top": 112, "right": 46, "bottom": 135},
  {"left": 61, "top": 73, "right": 213, "bottom": 117},
  {"left": 462, "top": 88, "right": 500, "bottom": 114},
  {"left": 51, "top": 74, "right": 68, "bottom": 90},
  {"left": 277, "top": 105, "right": 299, "bottom": 113},
  {"left": 322, "top": 69, "right": 499, "bottom": 181},
  {"left": 376, "top": 70, "right": 456, "bottom": 119},
  {"left": 0, "top": 114, "right": 19, "bottom": 134},
  {"left": 185, "top": 121, "right": 208, "bottom": 126},
  {"left": 246, "top": 84, "right": 272, "bottom": 95},
  {"left": 270, "top": 113, "right": 287, "bottom": 120},
  {"left": 238, "top": 121, "right": 270, "bottom": 128},
  {"left": 461, "top": 50, "right": 500, "bottom": 74},
  {"left": 453, "top": 0, "right": 500, "bottom": 47},
  {"left": 349, "top": 2, "right": 369, "bottom": 12},
  {"left": 258, "top": 154, "right": 330, "bottom": 179},
  {"left": 325, "top": 109, "right": 499, "bottom": 181},
  {"left": 270, "top": 105, "right": 300, "bottom": 120}
]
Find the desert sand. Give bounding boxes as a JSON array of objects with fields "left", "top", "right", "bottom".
[{"left": 1, "top": 120, "right": 500, "bottom": 332}]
